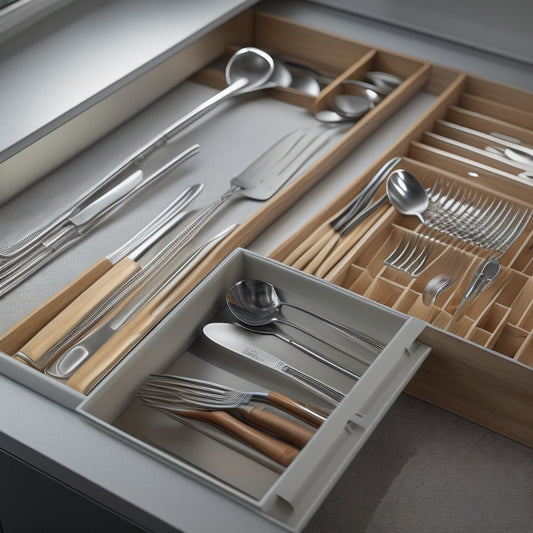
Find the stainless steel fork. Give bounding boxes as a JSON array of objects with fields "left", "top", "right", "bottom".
[{"left": 383, "top": 230, "right": 437, "bottom": 276}]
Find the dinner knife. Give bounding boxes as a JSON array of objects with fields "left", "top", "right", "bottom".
[
  {"left": 0, "top": 144, "right": 199, "bottom": 295},
  {"left": 203, "top": 323, "right": 345, "bottom": 405}
]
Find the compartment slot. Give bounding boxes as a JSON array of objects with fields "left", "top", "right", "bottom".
[
  {"left": 407, "top": 141, "right": 530, "bottom": 188},
  {"left": 445, "top": 106, "right": 533, "bottom": 147},
  {"left": 465, "top": 76, "right": 533, "bottom": 115},
  {"left": 315, "top": 49, "right": 424, "bottom": 115},
  {"left": 459, "top": 93, "right": 533, "bottom": 131},
  {"left": 420, "top": 131, "right": 527, "bottom": 176},
  {"left": 492, "top": 324, "right": 529, "bottom": 358},
  {"left": 467, "top": 303, "right": 510, "bottom": 349},
  {"left": 363, "top": 277, "right": 405, "bottom": 308}
]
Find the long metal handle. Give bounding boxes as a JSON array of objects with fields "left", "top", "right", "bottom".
[
  {"left": 284, "top": 335, "right": 362, "bottom": 381},
  {"left": 46, "top": 224, "right": 236, "bottom": 379},
  {"left": 284, "top": 301, "right": 384, "bottom": 354},
  {"left": 338, "top": 195, "right": 389, "bottom": 236},
  {"left": 331, "top": 157, "right": 400, "bottom": 230},
  {"left": 0, "top": 146, "right": 199, "bottom": 297},
  {"left": 31, "top": 195, "right": 231, "bottom": 368},
  {"left": 281, "top": 364, "right": 345, "bottom": 404},
  {"left": 106, "top": 183, "right": 203, "bottom": 264}
]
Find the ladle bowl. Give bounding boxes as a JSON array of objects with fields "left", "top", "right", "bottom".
[{"left": 225, "top": 47, "right": 276, "bottom": 92}]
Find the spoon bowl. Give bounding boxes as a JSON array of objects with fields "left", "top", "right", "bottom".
[
  {"left": 330, "top": 94, "right": 374, "bottom": 119},
  {"left": 386, "top": 169, "right": 429, "bottom": 223},
  {"left": 313, "top": 109, "right": 356, "bottom": 124},
  {"left": 226, "top": 279, "right": 383, "bottom": 356},
  {"left": 365, "top": 71, "right": 402, "bottom": 94}
]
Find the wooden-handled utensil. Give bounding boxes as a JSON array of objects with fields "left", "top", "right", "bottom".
[
  {"left": 11, "top": 184, "right": 203, "bottom": 370},
  {"left": 139, "top": 374, "right": 329, "bottom": 429},
  {"left": 141, "top": 399, "right": 299, "bottom": 467}
]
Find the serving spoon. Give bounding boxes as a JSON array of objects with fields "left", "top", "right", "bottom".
[
  {"left": 226, "top": 279, "right": 383, "bottom": 357},
  {"left": 338, "top": 169, "right": 429, "bottom": 235}
]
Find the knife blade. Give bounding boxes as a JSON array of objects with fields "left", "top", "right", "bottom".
[
  {"left": 0, "top": 144, "right": 199, "bottom": 295},
  {"left": 203, "top": 323, "right": 345, "bottom": 405}
]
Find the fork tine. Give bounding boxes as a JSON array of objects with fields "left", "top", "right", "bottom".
[{"left": 384, "top": 232, "right": 413, "bottom": 267}]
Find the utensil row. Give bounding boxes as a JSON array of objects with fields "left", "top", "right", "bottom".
[{"left": 7, "top": 125, "right": 333, "bottom": 393}]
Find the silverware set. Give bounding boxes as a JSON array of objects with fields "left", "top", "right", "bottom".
[
  {"left": 0, "top": 46, "right": 299, "bottom": 297},
  {"left": 138, "top": 374, "right": 324, "bottom": 467},
  {"left": 7, "top": 120, "right": 332, "bottom": 393},
  {"left": 385, "top": 176, "right": 531, "bottom": 308},
  {"left": 137, "top": 275, "right": 380, "bottom": 466}
]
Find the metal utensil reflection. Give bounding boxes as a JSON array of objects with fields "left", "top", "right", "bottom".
[{"left": 226, "top": 279, "right": 383, "bottom": 356}]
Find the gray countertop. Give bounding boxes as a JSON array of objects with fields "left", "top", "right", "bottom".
[{"left": 1, "top": 1, "right": 532, "bottom": 532}]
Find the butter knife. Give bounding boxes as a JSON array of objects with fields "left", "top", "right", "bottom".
[{"left": 203, "top": 323, "right": 345, "bottom": 404}]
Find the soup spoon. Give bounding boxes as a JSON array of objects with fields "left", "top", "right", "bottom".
[{"left": 226, "top": 279, "right": 384, "bottom": 356}]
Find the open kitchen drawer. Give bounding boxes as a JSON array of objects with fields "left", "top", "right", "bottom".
[
  {"left": 0, "top": 5, "right": 531, "bottom": 531},
  {"left": 0, "top": 4, "right": 531, "bottom": 485},
  {"left": 0, "top": 9, "right": 432, "bottom": 394},
  {"left": 78, "top": 249, "right": 431, "bottom": 532}
]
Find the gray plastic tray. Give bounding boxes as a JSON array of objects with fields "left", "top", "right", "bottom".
[{"left": 78, "top": 249, "right": 431, "bottom": 531}]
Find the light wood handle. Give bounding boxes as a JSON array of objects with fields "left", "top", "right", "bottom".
[
  {"left": 284, "top": 222, "right": 333, "bottom": 266},
  {"left": 238, "top": 406, "right": 314, "bottom": 448},
  {"left": 303, "top": 232, "right": 340, "bottom": 275},
  {"left": 315, "top": 202, "right": 390, "bottom": 279},
  {"left": 268, "top": 391, "right": 327, "bottom": 428},
  {"left": 65, "top": 277, "right": 197, "bottom": 394},
  {"left": 185, "top": 410, "right": 299, "bottom": 467},
  {"left": 292, "top": 227, "right": 336, "bottom": 271},
  {"left": 15, "top": 257, "right": 140, "bottom": 368},
  {"left": 0, "top": 257, "right": 113, "bottom": 355}
]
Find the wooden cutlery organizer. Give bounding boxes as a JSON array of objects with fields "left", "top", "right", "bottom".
[{"left": 272, "top": 73, "right": 533, "bottom": 446}]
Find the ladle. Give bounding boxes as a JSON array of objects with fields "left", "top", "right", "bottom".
[
  {"left": 150, "top": 47, "right": 285, "bottom": 146},
  {"left": 226, "top": 279, "right": 383, "bottom": 357}
]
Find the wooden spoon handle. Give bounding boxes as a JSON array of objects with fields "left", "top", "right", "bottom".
[
  {"left": 237, "top": 406, "right": 314, "bottom": 448},
  {"left": 186, "top": 410, "right": 299, "bottom": 467},
  {"left": 14, "top": 257, "right": 140, "bottom": 369},
  {"left": 267, "top": 391, "right": 327, "bottom": 428}
]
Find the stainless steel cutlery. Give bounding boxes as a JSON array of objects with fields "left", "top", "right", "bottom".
[
  {"left": 203, "top": 322, "right": 346, "bottom": 404},
  {"left": 12, "top": 125, "right": 331, "bottom": 376},
  {"left": 0, "top": 144, "right": 199, "bottom": 296}
]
